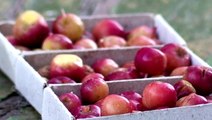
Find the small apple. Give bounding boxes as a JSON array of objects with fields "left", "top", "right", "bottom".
[
  {"left": 134, "top": 47, "right": 167, "bottom": 76},
  {"left": 120, "top": 91, "right": 142, "bottom": 102},
  {"left": 74, "top": 38, "right": 97, "bottom": 49},
  {"left": 74, "top": 105, "right": 101, "bottom": 119},
  {"left": 161, "top": 43, "right": 191, "bottom": 72},
  {"left": 92, "top": 19, "right": 126, "bottom": 41},
  {"left": 98, "top": 36, "right": 127, "bottom": 48},
  {"left": 127, "top": 36, "right": 157, "bottom": 46},
  {"left": 13, "top": 10, "right": 49, "bottom": 48},
  {"left": 59, "top": 92, "right": 81, "bottom": 114},
  {"left": 47, "top": 76, "right": 76, "bottom": 84},
  {"left": 100, "top": 94, "right": 133, "bottom": 116},
  {"left": 42, "top": 34, "right": 73, "bottom": 50},
  {"left": 142, "top": 81, "right": 177, "bottom": 109},
  {"left": 80, "top": 78, "right": 109, "bottom": 104},
  {"left": 105, "top": 68, "right": 139, "bottom": 81},
  {"left": 81, "top": 73, "right": 104, "bottom": 83},
  {"left": 170, "top": 66, "right": 188, "bottom": 76},
  {"left": 49, "top": 54, "right": 84, "bottom": 82},
  {"left": 176, "top": 93, "right": 208, "bottom": 107},
  {"left": 183, "top": 66, "right": 212, "bottom": 95},
  {"left": 92, "top": 58, "right": 119, "bottom": 76},
  {"left": 174, "top": 80, "right": 196, "bottom": 99},
  {"left": 6, "top": 35, "right": 20, "bottom": 46},
  {"left": 52, "top": 13, "right": 84, "bottom": 42},
  {"left": 128, "top": 25, "right": 157, "bottom": 40}
]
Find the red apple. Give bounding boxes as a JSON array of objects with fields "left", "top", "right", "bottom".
[
  {"left": 142, "top": 81, "right": 177, "bottom": 109},
  {"left": 161, "top": 43, "right": 191, "bottom": 72},
  {"left": 59, "top": 92, "right": 81, "bottom": 114},
  {"left": 49, "top": 54, "right": 85, "bottom": 82},
  {"left": 92, "top": 58, "right": 119, "bottom": 76},
  {"left": 183, "top": 66, "right": 212, "bottom": 95},
  {"left": 98, "top": 36, "right": 127, "bottom": 48},
  {"left": 170, "top": 66, "right": 188, "bottom": 76},
  {"left": 122, "top": 61, "right": 135, "bottom": 69},
  {"left": 100, "top": 94, "right": 133, "bottom": 116},
  {"left": 47, "top": 76, "right": 76, "bottom": 84},
  {"left": 105, "top": 68, "right": 139, "bottom": 81},
  {"left": 42, "top": 34, "right": 73, "bottom": 50},
  {"left": 176, "top": 93, "right": 208, "bottom": 107},
  {"left": 81, "top": 73, "right": 104, "bottom": 83},
  {"left": 134, "top": 47, "right": 167, "bottom": 76},
  {"left": 120, "top": 91, "right": 142, "bottom": 102},
  {"left": 74, "top": 105, "right": 101, "bottom": 119},
  {"left": 74, "top": 38, "right": 97, "bottom": 49},
  {"left": 13, "top": 10, "right": 49, "bottom": 48},
  {"left": 6, "top": 35, "right": 20, "bottom": 46},
  {"left": 52, "top": 13, "right": 84, "bottom": 42},
  {"left": 128, "top": 25, "right": 157, "bottom": 39},
  {"left": 174, "top": 80, "right": 196, "bottom": 99},
  {"left": 92, "top": 19, "right": 126, "bottom": 41},
  {"left": 80, "top": 78, "right": 109, "bottom": 104},
  {"left": 127, "top": 36, "right": 157, "bottom": 46}
]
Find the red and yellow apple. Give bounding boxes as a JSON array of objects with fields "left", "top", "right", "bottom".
[
  {"left": 80, "top": 78, "right": 109, "bottom": 104},
  {"left": 92, "top": 19, "right": 126, "bottom": 41},
  {"left": 98, "top": 36, "right": 127, "bottom": 48},
  {"left": 42, "top": 34, "right": 73, "bottom": 50},
  {"left": 13, "top": 10, "right": 49, "bottom": 48},
  {"left": 49, "top": 54, "right": 85, "bottom": 82},
  {"left": 52, "top": 13, "right": 84, "bottom": 42},
  {"left": 92, "top": 58, "right": 119, "bottom": 76},
  {"left": 74, "top": 38, "right": 97, "bottom": 49}
]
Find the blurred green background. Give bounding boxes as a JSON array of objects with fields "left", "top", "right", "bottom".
[{"left": 0, "top": 0, "right": 212, "bottom": 119}]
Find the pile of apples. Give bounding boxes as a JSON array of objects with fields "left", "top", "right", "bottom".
[
  {"left": 38, "top": 43, "right": 193, "bottom": 84},
  {"left": 58, "top": 77, "right": 212, "bottom": 119},
  {"left": 7, "top": 10, "right": 161, "bottom": 51}
]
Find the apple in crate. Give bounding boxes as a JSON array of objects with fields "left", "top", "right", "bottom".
[
  {"left": 50, "top": 54, "right": 86, "bottom": 82},
  {"left": 47, "top": 76, "right": 76, "bottom": 84},
  {"left": 105, "top": 68, "right": 140, "bottom": 81},
  {"left": 170, "top": 66, "right": 188, "bottom": 76},
  {"left": 92, "top": 19, "right": 126, "bottom": 41},
  {"left": 120, "top": 91, "right": 143, "bottom": 111},
  {"left": 52, "top": 13, "right": 84, "bottom": 42},
  {"left": 80, "top": 78, "right": 109, "bottom": 104},
  {"left": 127, "top": 36, "right": 157, "bottom": 46},
  {"left": 13, "top": 10, "right": 49, "bottom": 48},
  {"left": 92, "top": 58, "right": 119, "bottom": 76},
  {"left": 161, "top": 43, "right": 191, "bottom": 72},
  {"left": 128, "top": 25, "right": 157, "bottom": 39},
  {"left": 176, "top": 93, "right": 208, "bottom": 107},
  {"left": 100, "top": 94, "right": 133, "bottom": 116},
  {"left": 134, "top": 47, "right": 167, "bottom": 76},
  {"left": 174, "top": 80, "right": 196, "bottom": 99},
  {"left": 81, "top": 73, "right": 104, "bottom": 83},
  {"left": 142, "top": 81, "right": 177, "bottom": 109},
  {"left": 74, "top": 105, "right": 101, "bottom": 119},
  {"left": 183, "top": 66, "right": 212, "bottom": 95},
  {"left": 59, "top": 92, "right": 81, "bottom": 114},
  {"left": 42, "top": 34, "right": 73, "bottom": 50},
  {"left": 98, "top": 36, "right": 127, "bottom": 48},
  {"left": 74, "top": 38, "right": 97, "bottom": 49}
]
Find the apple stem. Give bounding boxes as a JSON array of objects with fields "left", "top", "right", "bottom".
[{"left": 60, "top": 9, "right": 66, "bottom": 16}]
